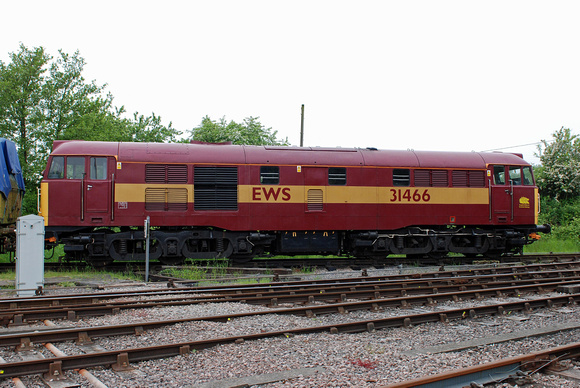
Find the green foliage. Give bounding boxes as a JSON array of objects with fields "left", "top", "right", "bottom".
[
  {"left": 61, "top": 107, "right": 180, "bottom": 143},
  {"left": 551, "top": 219, "right": 580, "bottom": 241},
  {"left": 57, "top": 281, "right": 76, "bottom": 287},
  {"left": 0, "top": 44, "right": 51, "bottom": 209},
  {"left": 536, "top": 127, "right": 580, "bottom": 200},
  {"left": 524, "top": 236, "right": 580, "bottom": 253},
  {"left": 538, "top": 196, "right": 580, "bottom": 227},
  {"left": 0, "top": 44, "right": 179, "bottom": 214},
  {"left": 1, "top": 45, "right": 287, "bottom": 218},
  {"left": 534, "top": 127, "right": 580, "bottom": 246},
  {"left": 190, "top": 116, "right": 289, "bottom": 146},
  {"left": 161, "top": 262, "right": 229, "bottom": 280},
  {"left": 537, "top": 195, "right": 580, "bottom": 244}
]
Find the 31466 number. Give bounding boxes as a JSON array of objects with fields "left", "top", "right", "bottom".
[{"left": 390, "top": 189, "right": 431, "bottom": 202}]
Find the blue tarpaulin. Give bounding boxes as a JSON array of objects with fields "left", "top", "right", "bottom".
[{"left": 0, "top": 139, "right": 25, "bottom": 198}]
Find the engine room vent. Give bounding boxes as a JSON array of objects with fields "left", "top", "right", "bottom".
[
  {"left": 431, "top": 170, "right": 449, "bottom": 187},
  {"left": 307, "top": 189, "right": 324, "bottom": 211},
  {"left": 194, "top": 166, "right": 238, "bottom": 211},
  {"left": 414, "top": 170, "right": 449, "bottom": 187},
  {"left": 469, "top": 171, "right": 485, "bottom": 187},
  {"left": 452, "top": 171, "right": 468, "bottom": 187},
  {"left": 146, "top": 164, "right": 188, "bottom": 183},
  {"left": 452, "top": 170, "right": 486, "bottom": 187},
  {"left": 145, "top": 188, "right": 188, "bottom": 211},
  {"left": 414, "top": 170, "right": 430, "bottom": 186}
]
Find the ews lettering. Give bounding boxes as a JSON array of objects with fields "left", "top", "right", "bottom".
[{"left": 252, "top": 187, "right": 291, "bottom": 201}]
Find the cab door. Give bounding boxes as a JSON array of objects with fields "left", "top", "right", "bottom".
[
  {"left": 44, "top": 155, "right": 84, "bottom": 222},
  {"left": 490, "top": 165, "right": 511, "bottom": 224},
  {"left": 85, "top": 157, "right": 113, "bottom": 218},
  {"left": 509, "top": 165, "right": 536, "bottom": 223}
]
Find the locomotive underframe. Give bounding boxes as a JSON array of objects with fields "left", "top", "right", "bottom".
[{"left": 46, "top": 224, "right": 542, "bottom": 265}]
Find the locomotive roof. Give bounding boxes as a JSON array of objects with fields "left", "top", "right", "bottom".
[{"left": 50, "top": 141, "right": 531, "bottom": 168}]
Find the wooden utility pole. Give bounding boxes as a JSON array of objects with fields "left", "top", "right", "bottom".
[{"left": 300, "top": 104, "right": 305, "bottom": 147}]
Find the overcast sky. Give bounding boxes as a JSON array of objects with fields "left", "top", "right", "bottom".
[{"left": 2, "top": 1, "right": 580, "bottom": 164}]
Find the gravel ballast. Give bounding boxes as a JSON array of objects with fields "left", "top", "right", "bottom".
[{"left": 0, "top": 266, "right": 579, "bottom": 387}]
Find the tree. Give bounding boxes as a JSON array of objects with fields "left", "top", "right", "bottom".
[
  {"left": 190, "top": 116, "right": 289, "bottom": 146},
  {"left": 41, "top": 50, "right": 106, "bottom": 140},
  {"left": 38, "top": 49, "right": 180, "bottom": 145},
  {"left": 0, "top": 44, "right": 180, "bottom": 214},
  {"left": 536, "top": 127, "right": 580, "bottom": 200},
  {"left": 0, "top": 44, "right": 50, "bottom": 199},
  {"left": 127, "top": 112, "right": 179, "bottom": 143}
]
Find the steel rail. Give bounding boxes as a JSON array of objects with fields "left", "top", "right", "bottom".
[
  {"left": 0, "top": 286, "right": 579, "bottom": 350},
  {"left": 1, "top": 275, "right": 579, "bottom": 325},
  {"left": 382, "top": 341, "right": 580, "bottom": 388},
  {"left": 1, "top": 262, "right": 579, "bottom": 311},
  {"left": 2, "top": 268, "right": 580, "bottom": 315},
  {"left": 9, "top": 261, "right": 580, "bottom": 299},
  {"left": 236, "top": 253, "right": 580, "bottom": 268},
  {"left": 0, "top": 294, "right": 578, "bottom": 379}
]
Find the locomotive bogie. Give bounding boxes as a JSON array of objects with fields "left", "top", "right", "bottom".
[{"left": 39, "top": 141, "right": 549, "bottom": 264}]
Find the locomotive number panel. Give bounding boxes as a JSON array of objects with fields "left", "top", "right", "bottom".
[{"left": 389, "top": 189, "right": 431, "bottom": 203}]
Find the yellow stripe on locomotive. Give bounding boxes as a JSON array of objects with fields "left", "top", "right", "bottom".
[{"left": 113, "top": 183, "right": 490, "bottom": 206}]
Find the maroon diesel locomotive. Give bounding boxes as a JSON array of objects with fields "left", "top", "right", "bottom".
[{"left": 39, "top": 140, "right": 549, "bottom": 264}]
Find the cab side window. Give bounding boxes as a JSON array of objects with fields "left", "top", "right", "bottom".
[
  {"left": 522, "top": 166, "right": 534, "bottom": 185},
  {"left": 508, "top": 166, "right": 522, "bottom": 185},
  {"left": 90, "top": 157, "right": 108, "bottom": 180},
  {"left": 493, "top": 165, "right": 505, "bottom": 185},
  {"left": 47, "top": 156, "right": 64, "bottom": 179},
  {"left": 67, "top": 157, "right": 85, "bottom": 179}
]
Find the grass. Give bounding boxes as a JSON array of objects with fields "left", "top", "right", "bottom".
[
  {"left": 524, "top": 237, "right": 580, "bottom": 253},
  {"left": 0, "top": 244, "right": 65, "bottom": 264},
  {"left": 161, "top": 261, "right": 232, "bottom": 281},
  {"left": 0, "top": 267, "right": 143, "bottom": 289},
  {"left": 161, "top": 262, "right": 278, "bottom": 286}
]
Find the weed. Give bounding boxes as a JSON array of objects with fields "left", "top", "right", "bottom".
[
  {"left": 293, "top": 266, "right": 314, "bottom": 274},
  {"left": 161, "top": 259, "right": 230, "bottom": 281},
  {"left": 350, "top": 358, "right": 379, "bottom": 369},
  {"left": 365, "top": 344, "right": 386, "bottom": 354},
  {"left": 57, "top": 281, "right": 76, "bottom": 287}
]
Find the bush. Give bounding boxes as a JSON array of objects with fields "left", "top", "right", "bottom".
[{"left": 539, "top": 196, "right": 580, "bottom": 243}]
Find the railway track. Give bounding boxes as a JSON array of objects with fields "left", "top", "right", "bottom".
[
  {"left": 0, "top": 252, "right": 577, "bottom": 275},
  {"left": 2, "top": 259, "right": 578, "bottom": 306},
  {"left": 1, "top": 264, "right": 580, "bottom": 324},
  {"left": 0, "top": 281, "right": 579, "bottom": 349},
  {"left": 383, "top": 341, "right": 580, "bottom": 388},
  {"left": 0, "top": 261, "right": 579, "bottom": 386},
  {"left": 230, "top": 252, "right": 580, "bottom": 268},
  {"left": 0, "top": 293, "right": 577, "bottom": 380}
]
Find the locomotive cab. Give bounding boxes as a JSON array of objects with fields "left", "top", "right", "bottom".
[
  {"left": 40, "top": 141, "right": 118, "bottom": 263},
  {"left": 489, "top": 164, "right": 537, "bottom": 224},
  {"left": 41, "top": 154, "right": 115, "bottom": 224}
]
